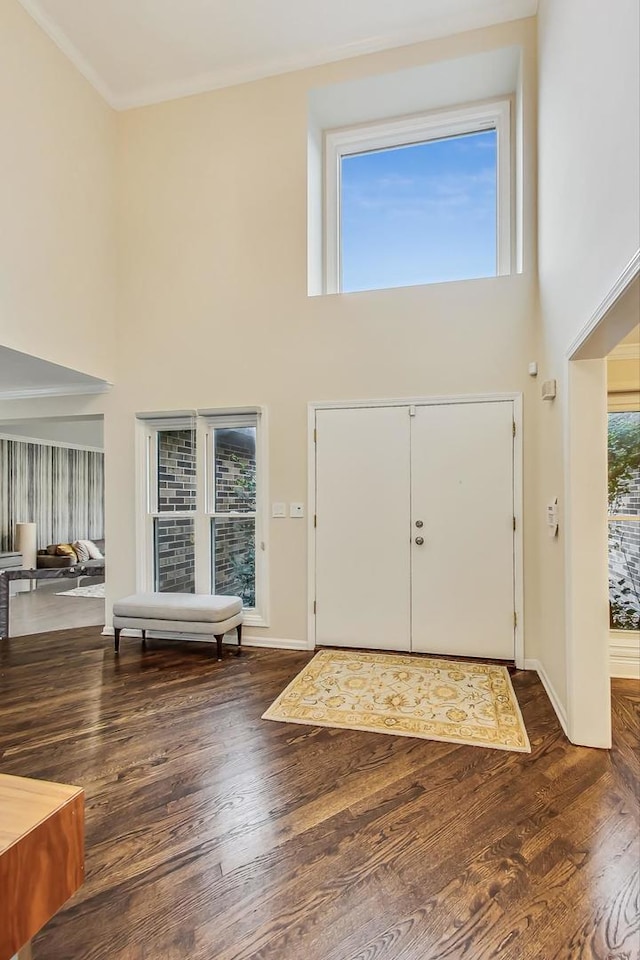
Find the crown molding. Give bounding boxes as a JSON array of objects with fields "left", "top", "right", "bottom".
[
  {"left": 0, "top": 382, "right": 112, "bottom": 401},
  {"left": 18, "top": 0, "right": 537, "bottom": 111},
  {"left": 567, "top": 249, "right": 640, "bottom": 360}
]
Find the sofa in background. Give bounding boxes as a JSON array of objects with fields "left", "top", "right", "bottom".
[{"left": 36, "top": 539, "right": 105, "bottom": 573}]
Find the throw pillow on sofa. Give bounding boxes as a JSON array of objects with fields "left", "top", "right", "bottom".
[
  {"left": 74, "top": 540, "right": 103, "bottom": 561},
  {"left": 86, "top": 540, "right": 104, "bottom": 560},
  {"left": 73, "top": 540, "right": 90, "bottom": 561},
  {"left": 56, "top": 543, "right": 78, "bottom": 560}
]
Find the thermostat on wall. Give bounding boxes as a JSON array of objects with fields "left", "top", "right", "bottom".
[{"left": 541, "top": 379, "right": 557, "bottom": 400}]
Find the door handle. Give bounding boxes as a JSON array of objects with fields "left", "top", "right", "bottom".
[{"left": 415, "top": 537, "right": 424, "bottom": 545}]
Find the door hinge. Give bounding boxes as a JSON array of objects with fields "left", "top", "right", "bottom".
[
  {"left": 313, "top": 428, "right": 317, "bottom": 443},
  {"left": 513, "top": 421, "right": 516, "bottom": 437},
  {"left": 314, "top": 514, "right": 317, "bottom": 528},
  {"left": 514, "top": 611, "right": 518, "bottom": 629},
  {"left": 313, "top": 600, "right": 317, "bottom": 615},
  {"left": 409, "top": 405, "right": 416, "bottom": 417},
  {"left": 513, "top": 516, "right": 517, "bottom": 531}
]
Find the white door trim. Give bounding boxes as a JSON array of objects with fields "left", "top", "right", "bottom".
[
  {"left": 307, "top": 393, "right": 524, "bottom": 665},
  {"left": 559, "top": 252, "right": 639, "bottom": 748}
]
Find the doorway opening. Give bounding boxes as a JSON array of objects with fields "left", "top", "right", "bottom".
[
  {"left": 0, "top": 415, "right": 105, "bottom": 637},
  {"left": 566, "top": 266, "right": 639, "bottom": 746}
]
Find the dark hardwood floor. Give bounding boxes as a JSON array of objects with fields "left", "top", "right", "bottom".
[{"left": 0, "top": 628, "right": 638, "bottom": 960}]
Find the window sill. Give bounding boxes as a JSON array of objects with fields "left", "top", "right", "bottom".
[{"left": 308, "top": 271, "right": 517, "bottom": 299}]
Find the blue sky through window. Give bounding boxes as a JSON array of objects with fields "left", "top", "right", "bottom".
[{"left": 340, "top": 129, "right": 497, "bottom": 293}]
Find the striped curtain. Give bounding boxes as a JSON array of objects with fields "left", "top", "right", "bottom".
[{"left": 0, "top": 439, "right": 104, "bottom": 551}]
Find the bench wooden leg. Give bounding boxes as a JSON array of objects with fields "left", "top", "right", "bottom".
[
  {"left": 216, "top": 635, "right": 223, "bottom": 661},
  {"left": 114, "top": 628, "right": 121, "bottom": 654},
  {"left": 236, "top": 622, "right": 242, "bottom": 656}
]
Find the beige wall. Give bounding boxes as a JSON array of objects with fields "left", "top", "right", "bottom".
[
  {"left": 536, "top": 0, "right": 640, "bottom": 739},
  {"left": 538, "top": 0, "right": 639, "bottom": 358},
  {"left": 2, "top": 1, "right": 636, "bottom": 743},
  {"left": 105, "top": 18, "right": 539, "bottom": 645},
  {"left": 0, "top": 0, "right": 117, "bottom": 381}
]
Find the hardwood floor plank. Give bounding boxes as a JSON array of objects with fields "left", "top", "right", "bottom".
[{"left": 0, "top": 628, "right": 637, "bottom": 960}]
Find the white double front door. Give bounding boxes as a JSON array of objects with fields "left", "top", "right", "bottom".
[{"left": 314, "top": 400, "right": 516, "bottom": 660}]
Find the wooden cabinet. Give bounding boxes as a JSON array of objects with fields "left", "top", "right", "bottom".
[{"left": 0, "top": 774, "right": 84, "bottom": 960}]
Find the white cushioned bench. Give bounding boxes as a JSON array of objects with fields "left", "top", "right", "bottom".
[{"left": 113, "top": 593, "right": 243, "bottom": 661}]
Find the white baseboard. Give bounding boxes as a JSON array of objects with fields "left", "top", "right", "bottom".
[
  {"left": 101, "top": 625, "right": 307, "bottom": 651},
  {"left": 242, "top": 636, "right": 308, "bottom": 651},
  {"left": 610, "top": 631, "right": 640, "bottom": 680},
  {"left": 524, "top": 658, "right": 569, "bottom": 736}
]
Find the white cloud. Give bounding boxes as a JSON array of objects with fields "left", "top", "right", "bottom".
[{"left": 342, "top": 167, "right": 496, "bottom": 221}]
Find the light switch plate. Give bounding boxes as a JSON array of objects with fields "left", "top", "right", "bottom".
[
  {"left": 272, "top": 502, "right": 286, "bottom": 518},
  {"left": 290, "top": 502, "right": 305, "bottom": 518}
]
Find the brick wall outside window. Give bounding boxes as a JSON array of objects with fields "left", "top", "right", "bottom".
[
  {"left": 155, "top": 429, "right": 196, "bottom": 592},
  {"left": 213, "top": 429, "right": 256, "bottom": 605},
  {"left": 152, "top": 427, "right": 257, "bottom": 603},
  {"left": 155, "top": 517, "right": 195, "bottom": 593},
  {"left": 158, "top": 429, "right": 196, "bottom": 512}
]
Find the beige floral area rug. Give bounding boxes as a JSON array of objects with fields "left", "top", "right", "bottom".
[{"left": 263, "top": 649, "right": 530, "bottom": 753}]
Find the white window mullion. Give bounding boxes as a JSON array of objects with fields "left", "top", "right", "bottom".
[
  {"left": 148, "top": 430, "right": 159, "bottom": 515},
  {"left": 194, "top": 417, "right": 210, "bottom": 594}
]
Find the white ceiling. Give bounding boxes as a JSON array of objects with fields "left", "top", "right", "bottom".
[
  {"left": 0, "top": 346, "right": 111, "bottom": 400},
  {"left": 18, "top": 0, "right": 538, "bottom": 110}
]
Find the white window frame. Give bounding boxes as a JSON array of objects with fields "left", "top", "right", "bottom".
[
  {"left": 140, "top": 416, "right": 197, "bottom": 597},
  {"left": 324, "top": 100, "right": 512, "bottom": 295},
  {"left": 202, "top": 411, "right": 268, "bottom": 627},
  {"left": 136, "top": 410, "right": 269, "bottom": 629}
]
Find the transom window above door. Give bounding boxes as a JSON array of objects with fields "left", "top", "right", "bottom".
[{"left": 324, "top": 101, "right": 512, "bottom": 294}]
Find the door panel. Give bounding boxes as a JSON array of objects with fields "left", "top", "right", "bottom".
[
  {"left": 315, "top": 407, "right": 411, "bottom": 651},
  {"left": 410, "top": 402, "right": 515, "bottom": 659}
]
